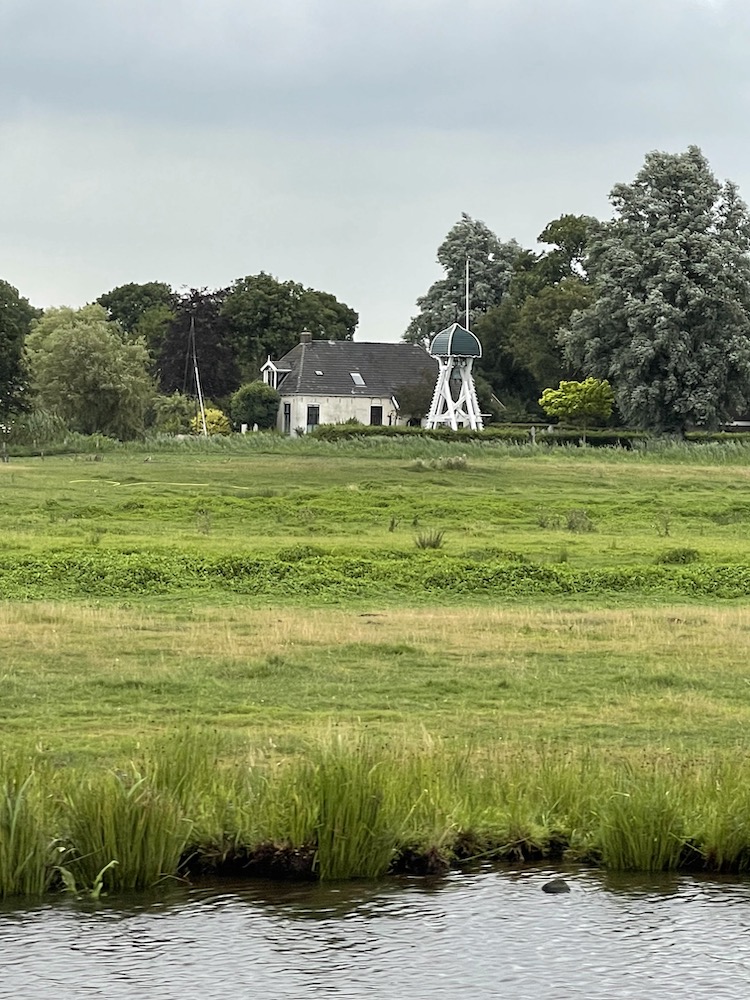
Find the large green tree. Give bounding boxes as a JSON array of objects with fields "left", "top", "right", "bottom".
[
  {"left": 0, "top": 279, "right": 38, "bottom": 418},
  {"left": 98, "top": 282, "right": 177, "bottom": 360},
  {"left": 404, "top": 214, "right": 521, "bottom": 344},
  {"left": 474, "top": 215, "right": 595, "bottom": 412},
  {"left": 25, "top": 305, "right": 154, "bottom": 439},
  {"left": 222, "top": 273, "right": 357, "bottom": 380},
  {"left": 560, "top": 147, "right": 750, "bottom": 433},
  {"left": 157, "top": 287, "right": 240, "bottom": 401}
]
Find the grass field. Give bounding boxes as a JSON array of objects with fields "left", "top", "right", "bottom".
[{"left": 3, "top": 435, "right": 750, "bottom": 889}]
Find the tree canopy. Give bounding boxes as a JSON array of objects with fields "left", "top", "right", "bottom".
[
  {"left": 157, "top": 287, "right": 240, "bottom": 402},
  {"left": 229, "top": 380, "right": 281, "bottom": 430},
  {"left": 539, "top": 378, "right": 614, "bottom": 440},
  {"left": 404, "top": 214, "right": 520, "bottom": 344},
  {"left": 0, "top": 279, "right": 38, "bottom": 418},
  {"left": 222, "top": 273, "right": 357, "bottom": 381},
  {"left": 25, "top": 305, "right": 154, "bottom": 439},
  {"left": 560, "top": 146, "right": 750, "bottom": 433},
  {"left": 474, "top": 215, "right": 595, "bottom": 414},
  {"left": 98, "top": 281, "right": 177, "bottom": 361}
]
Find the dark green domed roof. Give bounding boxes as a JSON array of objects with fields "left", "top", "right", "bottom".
[{"left": 429, "top": 323, "right": 482, "bottom": 358}]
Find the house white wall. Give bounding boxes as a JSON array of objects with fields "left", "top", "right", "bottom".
[{"left": 278, "top": 394, "right": 409, "bottom": 434}]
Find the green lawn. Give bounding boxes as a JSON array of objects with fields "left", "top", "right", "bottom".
[{"left": 2, "top": 437, "right": 750, "bottom": 764}]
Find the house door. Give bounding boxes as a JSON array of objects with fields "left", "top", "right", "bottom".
[
  {"left": 283, "top": 403, "right": 291, "bottom": 435},
  {"left": 306, "top": 405, "right": 320, "bottom": 433},
  {"left": 370, "top": 405, "right": 383, "bottom": 426}
]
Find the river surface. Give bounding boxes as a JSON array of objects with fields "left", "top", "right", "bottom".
[{"left": 1, "top": 865, "right": 749, "bottom": 999}]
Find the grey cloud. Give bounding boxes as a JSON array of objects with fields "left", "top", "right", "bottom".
[
  {"left": 2, "top": 0, "right": 750, "bottom": 340},
  {"left": 1, "top": 0, "right": 748, "bottom": 142}
]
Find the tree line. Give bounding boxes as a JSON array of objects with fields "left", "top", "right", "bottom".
[
  {"left": 406, "top": 145, "right": 750, "bottom": 434},
  {"left": 0, "top": 273, "right": 357, "bottom": 439},
  {"left": 3, "top": 144, "right": 749, "bottom": 440}
]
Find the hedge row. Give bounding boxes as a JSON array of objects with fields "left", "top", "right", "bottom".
[{"left": 310, "top": 424, "right": 648, "bottom": 447}]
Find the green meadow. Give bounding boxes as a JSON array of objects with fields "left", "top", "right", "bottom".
[{"left": 3, "top": 434, "right": 750, "bottom": 892}]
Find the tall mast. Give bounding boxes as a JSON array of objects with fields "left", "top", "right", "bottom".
[
  {"left": 465, "top": 255, "right": 470, "bottom": 330},
  {"left": 190, "top": 315, "right": 208, "bottom": 437}
]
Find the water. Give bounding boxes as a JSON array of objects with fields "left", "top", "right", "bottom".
[{"left": 1, "top": 866, "right": 749, "bottom": 999}]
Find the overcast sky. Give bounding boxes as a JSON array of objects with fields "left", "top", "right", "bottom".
[{"left": 1, "top": 0, "right": 748, "bottom": 341}]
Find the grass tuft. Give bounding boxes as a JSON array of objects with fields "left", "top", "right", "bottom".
[
  {"left": 415, "top": 530, "right": 445, "bottom": 549},
  {"left": 655, "top": 547, "right": 700, "bottom": 565}
]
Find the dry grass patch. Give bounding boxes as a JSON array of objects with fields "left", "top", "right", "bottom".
[{"left": 2, "top": 601, "right": 750, "bottom": 761}]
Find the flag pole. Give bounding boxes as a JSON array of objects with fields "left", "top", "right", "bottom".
[{"left": 465, "top": 255, "right": 470, "bottom": 330}]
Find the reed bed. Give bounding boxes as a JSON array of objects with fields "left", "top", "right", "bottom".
[{"left": 3, "top": 733, "right": 750, "bottom": 898}]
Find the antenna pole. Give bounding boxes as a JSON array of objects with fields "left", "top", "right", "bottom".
[
  {"left": 465, "top": 256, "right": 470, "bottom": 330},
  {"left": 190, "top": 315, "right": 208, "bottom": 437}
]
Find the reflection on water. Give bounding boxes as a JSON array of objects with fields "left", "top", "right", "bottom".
[{"left": 1, "top": 866, "right": 750, "bottom": 999}]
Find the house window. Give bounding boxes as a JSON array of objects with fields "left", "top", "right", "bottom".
[
  {"left": 306, "top": 405, "right": 320, "bottom": 433},
  {"left": 350, "top": 372, "right": 366, "bottom": 386},
  {"left": 370, "top": 405, "right": 383, "bottom": 426},
  {"left": 283, "top": 403, "right": 291, "bottom": 435}
]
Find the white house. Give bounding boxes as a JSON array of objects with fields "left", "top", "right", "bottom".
[{"left": 261, "top": 332, "right": 439, "bottom": 434}]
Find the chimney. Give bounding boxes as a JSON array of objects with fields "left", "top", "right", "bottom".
[{"left": 300, "top": 330, "right": 312, "bottom": 345}]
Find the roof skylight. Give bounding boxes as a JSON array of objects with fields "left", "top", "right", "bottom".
[{"left": 350, "top": 372, "right": 366, "bottom": 386}]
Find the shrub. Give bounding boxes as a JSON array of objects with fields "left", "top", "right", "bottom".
[
  {"left": 537, "top": 511, "right": 563, "bottom": 529},
  {"left": 566, "top": 509, "right": 596, "bottom": 533},
  {"left": 5, "top": 409, "right": 69, "bottom": 447},
  {"left": 190, "top": 407, "right": 231, "bottom": 436},
  {"left": 655, "top": 547, "right": 700, "bottom": 565},
  {"left": 229, "top": 381, "right": 280, "bottom": 430},
  {"left": 151, "top": 392, "right": 196, "bottom": 434}
]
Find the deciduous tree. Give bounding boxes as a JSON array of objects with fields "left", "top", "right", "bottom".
[
  {"left": 229, "top": 381, "right": 280, "bottom": 430},
  {"left": 539, "top": 377, "right": 614, "bottom": 441},
  {"left": 0, "top": 279, "right": 38, "bottom": 418},
  {"left": 474, "top": 215, "right": 595, "bottom": 412},
  {"left": 157, "top": 288, "right": 239, "bottom": 402},
  {"left": 25, "top": 305, "right": 154, "bottom": 439},
  {"left": 98, "top": 282, "right": 177, "bottom": 366},
  {"left": 222, "top": 273, "right": 357, "bottom": 379},
  {"left": 404, "top": 214, "right": 521, "bottom": 344},
  {"left": 560, "top": 147, "right": 750, "bottom": 433}
]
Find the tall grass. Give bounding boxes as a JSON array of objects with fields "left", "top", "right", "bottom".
[
  {"left": 0, "top": 755, "right": 57, "bottom": 898},
  {"left": 310, "top": 735, "right": 402, "bottom": 879},
  {"left": 60, "top": 767, "right": 191, "bottom": 893},
  {"left": 692, "top": 757, "right": 750, "bottom": 871},
  {"left": 594, "top": 762, "right": 687, "bottom": 871},
  {"left": 7, "top": 733, "right": 750, "bottom": 896}
]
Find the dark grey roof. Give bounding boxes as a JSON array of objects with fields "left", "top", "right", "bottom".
[
  {"left": 430, "top": 323, "right": 482, "bottom": 358},
  {"left": 272, "top": 341, "right": 438, "bottom": 397}
]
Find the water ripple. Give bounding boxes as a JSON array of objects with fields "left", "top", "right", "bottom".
[{"left": 1, "top": 868, "right": 750, "bottom": 999}]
